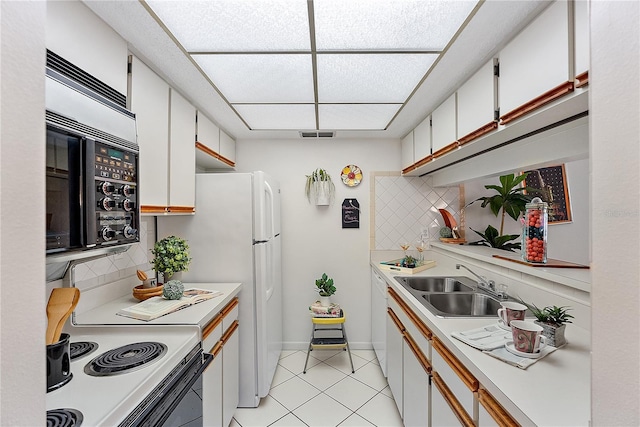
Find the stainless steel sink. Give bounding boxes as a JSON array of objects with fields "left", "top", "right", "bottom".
[
  {"left": 393, "top": 276, "right": 476, "bottom": 293},
  {"left": 422, "top": 293, "right": 503, "bottom": 318},
  {"left": 393, "top": 275, "right": 505, "bottom": 318}
]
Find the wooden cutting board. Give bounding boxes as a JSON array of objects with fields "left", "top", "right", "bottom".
[{"left": 492, "top": 254, "right": 589, "bottom": 269}]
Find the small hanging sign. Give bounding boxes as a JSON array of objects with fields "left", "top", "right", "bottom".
[{"left": 342, "top": 198, "right": 360, "bottom": 228}]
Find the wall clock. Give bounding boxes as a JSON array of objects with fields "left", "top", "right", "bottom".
[{"left": 341, "top": 164, "right": 363, "bottom": 187}]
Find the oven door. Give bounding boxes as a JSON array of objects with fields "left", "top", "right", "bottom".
[{"left": 121, "top": 351, "right": 213, "bottom": 427}]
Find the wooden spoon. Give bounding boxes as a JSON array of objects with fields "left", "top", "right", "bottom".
[{"left": 45, "top": 288, "right": 80, "bottom": 345}]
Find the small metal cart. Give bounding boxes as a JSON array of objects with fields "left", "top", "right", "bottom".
[{"left": 303, "top": 310, "right": 354, "bottom": 374}]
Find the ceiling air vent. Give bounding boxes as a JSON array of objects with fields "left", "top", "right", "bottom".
[{"left": 299, "top": 131, "right": 335, "bottom": 138}]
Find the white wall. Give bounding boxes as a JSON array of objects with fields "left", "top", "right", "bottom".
[
  {"left": 236, "top": 138, "right": 400, "bottom": 348},
  {"left": 590, "top": 1, "right": 640, "bottom": 424},
  {"left": 463, "top": 158, "right": 590, "bottom": 265},
  {"left": 0, "top": 1, "right": 46, "bottom": 425}
]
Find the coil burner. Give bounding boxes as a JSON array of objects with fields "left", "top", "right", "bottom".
[
  {"left": 84, "top": 342, "right": 167, "bottom": 377},
  {"left": 69, "top": 342, "right": 98, "bottom": 361},
  {"left": 46, "top": 408, "right": 83, "bottom": 427}
]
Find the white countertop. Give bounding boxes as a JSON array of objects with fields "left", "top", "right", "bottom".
[
  {"left": 73, "top": 282, "right": 242, "bottom": 330},
  {"left": 371, "top": 260, "right": 591, "bottom": 426}
]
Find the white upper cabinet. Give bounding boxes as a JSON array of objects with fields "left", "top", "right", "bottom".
[
  {"left": 219, "top": 130, "right": 236, "bottom": 164},
  {"left": 499, "top": 0, "right": 571, "bottom": 121},
  {"left": 129, "top": 55, "right": 170, "bottom": 212},
  {"left": 169, "top": 89, "right": 196, "bottom": 211},
  {"left": 457, "top": 59, "right": 497, "bottom": 143},
  {"left": 574, "top": 0, "right": 589, "bottom": 79},
  {"left": 196, "top": 112, "right": 235, "bottom": 170},
  {"left": 46, "top": 1, "right": 128, "bottom": 94},
  {"left": 431, "top": 94, "right": 457, "bottom": 155},
  {"left": 401, "top": 131, "right": 415, "bottom": 171},
  {"left": 413, "top": 116, "right": 432, "bottom": 162}
]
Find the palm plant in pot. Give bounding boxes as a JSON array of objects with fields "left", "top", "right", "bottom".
[
  {"left": 467, "top": 173, "right": 535, "bottom": 251},
  {"left": 315, "top": 273, "right": 336, "bottom": 306},
  {"left": 305, "top": 168, "right": 335, "bottom": 206},
  {"left": 519, "top": 300, "right": 573, "bottom": 347},
  {"left": 151, "top": 235, "right": 192, "bottom": 283}
]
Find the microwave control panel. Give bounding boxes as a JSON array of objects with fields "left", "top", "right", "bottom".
[{"left": 93, "top": 142, "right": 139, "bottom": 246}]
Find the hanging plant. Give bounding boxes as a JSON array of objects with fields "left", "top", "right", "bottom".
[{"left": 305, "top": 168, "right": 335, "bottom": 205}]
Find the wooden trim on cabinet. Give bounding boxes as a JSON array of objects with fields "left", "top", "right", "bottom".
[
  {"left": 432, "top": 141, "right": 460, "bottom": 159},
  {"left": 140, "top": 205, "right": 168, "bottom": 214},
  {"left": 402, "top": 164, "right": 417, "bottom": 175},
  {"left": 432, "top": 372, "right": 475, "bottom": 427},
  {"left": 210, "top": 340, "right": 223, "bottom": 357},
  {"left": 403, "top": 332, "right": 432, "bottom": 374},
  {"left": 479, "top": 388, "right": 521, "bottom": 427},
  {"left": 221, "top": 320, "right": 239, "bottom": 344},
  {"left": 195, "top": 141, "right": 235, "bottom": 167},
  {"left": 388, "top": 287, "right": 433, "bottom": 340},
  {"left": 387, "top": 307, "right": 405, "bottom": 333},
  {"left": 499, "top": 81, "right": 574, "bottom": 125},
  {"left": 432, "top": 337, "right": 479, "bottom": 392},
  {"left": 413, "top": 154, "right": 434, "bottom": 169},
  {"left": 457, "top": 121, "right": 499, "bottom": 146},
  {"left": 575, "top": 71, "right": 589, "bottom": 88},
  {"left": 202, "top": 314, "right": 223, "bottom": 341},
  {"left": 167, "top": 206, "right": 195, "bottom": 213},
  {"left": 221, "top": 297, "right": 239, "bottom": 317}
]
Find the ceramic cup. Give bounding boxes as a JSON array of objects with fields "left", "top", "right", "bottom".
[
  {"left": 497, "top": 301, "right": 527, "bottom": 327},
  {"left": 510, "top": 320, "right": 547, "bottom": 353}
]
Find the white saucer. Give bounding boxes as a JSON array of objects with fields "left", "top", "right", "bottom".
[
  {"left": 505, "top": 341, "right": 543, "bottom": 359},
  {"left": 497, "top": 319, "right": 511, "bottom": 331}
]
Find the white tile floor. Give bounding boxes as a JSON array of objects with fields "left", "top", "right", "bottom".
[{"left": 232, "top": 349, "right": 403, "bottom": 427}]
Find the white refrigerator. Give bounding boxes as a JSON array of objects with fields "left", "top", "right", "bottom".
[{"left": 157, "top": 172, "right": 282, "bottom": 408}]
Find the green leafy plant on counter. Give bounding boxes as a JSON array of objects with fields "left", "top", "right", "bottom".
[
  {"left": 315, "top": 273, "right": 336, "bottom": 297},
  {"left": 519, "top": 300, "right": 574, "bottom": 326},
  {"left": 151, "top": 235, "right": 192, "bottom": 276},
  {"left": 402, "top": 255, "right": 418, "bottom": 268},
  {"left": 469, "top": 225, "right": 522, "bottom": 252}
]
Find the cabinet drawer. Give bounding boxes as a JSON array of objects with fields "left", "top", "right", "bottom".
[
  {"left": 388, "top": 287, "right": 432, "bottom": 359},
  {"left": 221, "top": 298, "right": 239, "bottom": 331},
  {"left": 432, "top": 337, "right": 478, "bottom": 420},
  {"left": 202, "top": 314, "right": 223, "bottom": 353}
]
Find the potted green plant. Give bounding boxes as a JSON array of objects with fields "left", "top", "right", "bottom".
[
  {"left": 519, "top": 300, "right": 573, "bottom": 347},
  {"left": 151, "top": 235, "right": 192, "bottom": 283},
  {"left": 305, "top": 168, "right": 335, "bottom": 206},
  {"left": 467, "top": 173, "right": 535, "bottom": 251},
  {"left": 402, "top": 255, "right": 417, "bottom": 268},
  {"left": 315, "top": 273, "right": 336, "bottom": 306}
]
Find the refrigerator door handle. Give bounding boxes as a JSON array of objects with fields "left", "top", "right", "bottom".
[{"left": 264, "top": 181, "right": 275, "bottom": 238}]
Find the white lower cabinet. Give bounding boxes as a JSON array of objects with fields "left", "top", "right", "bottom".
[
  {"left": 386, "top": 307, "right": 404, "bottom": 416},
  {"left": 477, "top": 388, "right": 519, "bottom": 427},
  {"left": 202, "top": 298, "right": 239, "bottom": 427},
  {"left": 402, "top": 333, "right": 430, "bottom": 427}
]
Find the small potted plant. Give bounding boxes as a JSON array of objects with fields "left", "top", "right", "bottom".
[
  {"left": 519, "top": 300, "right": 573, "bottom": 347},
  {"left": 315, "top": 273, "right": 336, "bottom": 306},
  {"left": 151, "top": 235, "right": 192, "bottom": 283},
  {"left": 305, "top": 168, "right": 335, "bottom": 206},
  {"left": 402, "top": 255, "right": 418, "bottom": 268}
]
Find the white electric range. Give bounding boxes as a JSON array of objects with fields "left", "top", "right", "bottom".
[{"left": 46, "top": 323, "right": 202, "bottom": 426}]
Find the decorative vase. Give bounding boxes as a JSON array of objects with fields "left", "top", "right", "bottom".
[
  {"left": 314, "top": 181, "right": 332, "bottom": 206},
  {"left": 535, "top": 321, "right": 566, "bottom": 347},
  {"left": 319, "top": 295, "right": 331, "bottom": 307},
  {"left": 163, "top": 271, "right": 182, "bottom": 283}
]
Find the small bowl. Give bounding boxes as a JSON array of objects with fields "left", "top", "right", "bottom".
[{"left": 132, "top": 284, "right": 164, "bottom": 301}]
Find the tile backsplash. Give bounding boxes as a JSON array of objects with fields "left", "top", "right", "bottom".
[{"left": 371, "top": 172, "right": 463, "bottom": 250}]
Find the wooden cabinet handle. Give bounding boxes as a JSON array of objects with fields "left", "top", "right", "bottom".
[
  {"left": 221, "top": 320, "right": 239, "bottom": 344},
  {"left": 404, "top": 332, "right": 431, "bottom": 374},
  {"left": 433, "top": 337, "right": 479, "bottom": 392},
  {"left": 479, "top": 388, "right": 520, "bottom": 426},
  {"left": 432, "top": 372, "right": 475, "bottom": 427},
  {"left": 202, "top": 313, "right": 223, "bottom": 341},
  {"left": 388, "top": 287, "right": 432, "bottom": 340},
  {"left": 210, "top": 340, "right": 223, "bottom": 357},
  {"left": 196, "top": 141, "right": 235, "bottom": 167},
  {"left": 387, "top": 307, "right": 404, "bottom": 333},
  {"left": 499, "top": 81, "right": 574, "bottom": 125},
  {"left": 221, "top": 297, "right": 239, "bottom": 317}
]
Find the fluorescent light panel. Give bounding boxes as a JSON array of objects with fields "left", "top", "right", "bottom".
[
  {"left": 319, "top": 104, "right": 401, "bottom": 130},
  {"left": 234, "top": 104, "right": 316, "bottom": 130}
]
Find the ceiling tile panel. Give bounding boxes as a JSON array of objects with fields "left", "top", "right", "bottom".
[
  {"left": 193, "top": 54, "right": 315, "bottom": 103},
  {"left": 234, "top": 104, "right": 316, "bottom": 130},
  {"left": 319, "top": 104, "right": 401, "bottom": 130},
  {"left": 313, "top": 0, "right": 478, "bottom": 51},
  {"left": 316, "top": 53, "right": 437, "bottom": 103},
  {"left": 146, "top": 0, "right": 311, "bottom": 51}
]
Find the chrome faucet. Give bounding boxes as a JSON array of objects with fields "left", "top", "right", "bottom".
[{"left": 456, "top": 264, "right": 507, "bottom": 299}]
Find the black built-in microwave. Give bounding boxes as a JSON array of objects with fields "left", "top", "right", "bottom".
[{"left": 45, "top": 51, "right": 140, "bottom": 256}]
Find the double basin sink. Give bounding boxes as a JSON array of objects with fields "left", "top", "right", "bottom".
[{"left": 393, "top": 275, "right": 503, "bottom": 318}]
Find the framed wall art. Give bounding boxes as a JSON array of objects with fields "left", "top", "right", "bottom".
[{"left": 522, "top": 164, "right": 572, "bottom": 224}]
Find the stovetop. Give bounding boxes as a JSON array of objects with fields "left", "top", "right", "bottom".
[{"left": 46, "top": 324, "right": 199, "bottom": 426}]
